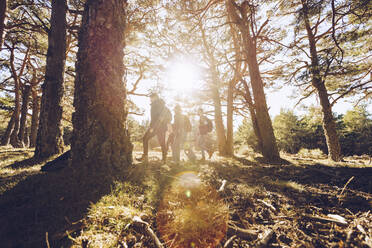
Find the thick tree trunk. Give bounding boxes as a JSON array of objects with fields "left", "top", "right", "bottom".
[
  {"left": 227, "top": 0, "right": 280, "bottom": 161},
  {"left": 1, "top": 111, "right": 15, "bottom": 146},
  {"left": 241, "top": 79, "right": 264, "bottom": 153},
  {"left": 29, "top": 86, "right": 40, "bottom": 148},
  {"left": 245, "top": 45, "right": 279, "bottom": 161},
  {"left": 71, "top": 0, "right": 132, "bottom": 176},
  {"left": 18, "top": 85, "right": 31, "bottom": 145},
  {"left": 34, "top": 0, "right": 67, "bottom": 159},
  {"left": 0, "top": 0, "right": 6, "bottom": 48},
  {"left": 302, "top": 0, "right": 342, "bottom": 161}
]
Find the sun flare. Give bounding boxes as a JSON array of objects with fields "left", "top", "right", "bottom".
[{"left": 167, "top": 60, "right": 201, "bottom": 92}]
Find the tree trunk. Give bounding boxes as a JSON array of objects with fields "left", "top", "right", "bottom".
[
  {"left": 199, "top": 23, "right": 228, "bottom": 156},
  {"left": 0, "top": 0, "right": 6, "bottom": 48},
  {"left": 70, "top": 0, "right": 132, "bottom": 177},
  {"left": 9, "top": 53, "right": 23, "bottom": 148},
  {"left": 241, "top": 79, "right": 264, "bottom": 153},
  {"left": 211, "top": 79, "right": 228, "bottom": 156},
  {"left": 34, "top": 0, "right": 67, "bottom": 159},
  {"left": 302, "top": 0, "right": 342, "bottom": 161},
  {"left": 1, "top": 111, "right": 15, "bottom": 146},
  {"left": 245, "top": 48, "right": 279, "bottom": 161},
  {"left": 227, "top": 0, "right": 280, "bottom": 161},
  {"left": 18, "top": 85, "right": 31, "bottom": 145},
  {"left": 29, "top": 87, "right": 40, "bottom": 148},
  {"left": 226, "top": 78, "right": 234, "bottom": 156}
]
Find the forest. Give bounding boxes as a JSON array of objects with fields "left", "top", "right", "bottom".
[{"left": 0, "top": 0, "right": 371, "bottom": 247}]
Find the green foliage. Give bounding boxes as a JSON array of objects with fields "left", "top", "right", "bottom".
[
  {"left": 236, "top": 106, "right": 372, "bottom": 156},
  {"left": 339, "top": 106, "right": 372, "bottom": 156},
  {"left": 273, "top": 109, "right": 305, "bottom": 154},
  {"left": 234, "top": 118, "right": 260, "bottom": 152},
  {"left": 127, "top": 118, "right": 147, "bottom": 143}
]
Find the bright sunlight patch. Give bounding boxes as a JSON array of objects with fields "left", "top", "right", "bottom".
[{"left": 157, "top": 171, "right": 229, "bottom": 248}]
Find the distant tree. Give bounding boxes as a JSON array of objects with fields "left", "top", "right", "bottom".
[
  {"left": 34, "top": 0, "right": 67, "bottom": 159},
  {"left": 234, "top": 118, "right": 260, "bottom": 152},
  {"left": 4, "top": 43, "right": 29, "bottom": 147},
  {"left": 18, "top": 84, "right": 31, "bottom": 144},
  {"left": 300, "top": 106, "right": 328, "bottom": 153},
  {"left": 340, "top": 106, "right": 372, "bottom": 156},
  {"left": 273, "top": 109, "right": 305, "bottom": 154},
  {"left": 71, "top": 0, "right": 132, "bottom": 176},
  {"left": 277, "top": 0, "right": 371, "bottom": 161}
]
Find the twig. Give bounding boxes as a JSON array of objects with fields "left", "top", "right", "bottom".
[
  {"left": 46, "top": 232, "right": 50, "bottom": 248},
  {"left": 339, "top": 176, "right": 354, "bottom": 197},
  {"left": 257, "top": 199, "right": 276, "bottom": 212},
  {"left": 223, "top": 235, "right": 237, "bottom": 248},
  {"left": 131, "top": 216, "right": 164, "bottom": 248},
  {"left": 302, "top": 214, "right": 348, "bottom": 226},
  {"left": 227, "top": 224, "right": 258, "bottom": 240}
]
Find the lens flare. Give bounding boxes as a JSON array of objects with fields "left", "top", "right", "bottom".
[{"left": 157, "top": 171, "right": 229, "bottom": 248}]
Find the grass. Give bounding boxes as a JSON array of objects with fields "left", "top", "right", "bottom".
[
  {"left": 1, "top": 145, "right": 371, "bottom": 247},
  {"left": 71, "top": 181, "right": 157, "bottom": 248},
  {"left": 0, "top": 146, "right": 41, "bottom": 194}
]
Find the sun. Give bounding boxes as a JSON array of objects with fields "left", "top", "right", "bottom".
[{"left": 166, "top": 60, "right": 201, "bottom": 92}]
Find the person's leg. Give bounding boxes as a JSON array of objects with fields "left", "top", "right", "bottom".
[
  {"left": 142, "top": 128, "right": 155, "bottom": 160},
  {"left": 172, "top": 134, "right": 181, "bottom": 162},
  {"left": 200, "top": 135, "right": 206, "bottom": 160},
  {"left": 157, "top": 129, "right": 167, "bottom": 162}
]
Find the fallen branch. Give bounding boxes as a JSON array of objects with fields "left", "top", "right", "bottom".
[
  {"left": 257, "top": 229, "right": 274, "bottom": 248},
  {"left": 130, "top": 216, "right": 164, "bottom": 248},
  {"left": 338, "top": 176, "right": 354, "bottom": 198},
  {"left": 227, "top": 224, "right": 258, "bottom": 241},
  {"left": 257, "top": 199, "right": 276, "bottom": 212},
  {"left": 302, "top": 214, "right": 348, "bottom": 226},
  {"left": 223, "top": 235, "right": 236, "bottom": 248}
]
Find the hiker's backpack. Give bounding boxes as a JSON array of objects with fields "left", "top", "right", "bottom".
[
  {"left": 183, "top": 115, "right": 192, "bottom": 132},
  {"left": 206, "top": 117, "right": 213, "bottom": 133}
]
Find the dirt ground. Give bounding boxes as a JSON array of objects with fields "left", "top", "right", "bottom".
[{"left": 0, "top": 148, "right": 371, "bottom": 247}]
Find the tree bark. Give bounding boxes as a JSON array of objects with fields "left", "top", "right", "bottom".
[
  {"left": 18, "top": 85, "right": 31, "bottom": 145},
  {"left": 1, "top": 111, "right": 15, "bottom": 146},
  {"left": 199, "top": 23, "right": 228, "bottom": 156},
  {"left": 34, "top": 0, "right": 67, "bottom": 159},
  {"left": 0, "top": 0, "right": 6, "bottom": 48},
  {"left": 226, "top": 78, "right": 234, "bottom": 156},
  {"left": 241, "top": 79, "right": 264, "bottom": 153},
  {"left": 211, "top": 72, "right": 228, "bottom": 156},
  {"left": 71, "top": 0, "right": 132, "bottom": 176},
  {"left": 227, "top": 0, "right": 279, "bottom": 161},
  {"left": 29, "top": 86, "right": 40, "bottom": 148},
  {"left": 9, "top": 46, "right": 28, "bottom": 148},
  {"left": 301, "top": 0, "right": 342, "bottom": 161}
]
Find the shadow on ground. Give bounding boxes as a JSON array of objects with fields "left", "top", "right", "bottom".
[
  {"left": 0, "top": 156, "right": 124, "bottom": 248},
  {"left": 211, "top": 156, "right": 372, "bottom": 213}
]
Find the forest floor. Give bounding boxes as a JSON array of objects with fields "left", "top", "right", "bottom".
[{"left": 0, "top": 146, "right": 371, "bottom": 248}]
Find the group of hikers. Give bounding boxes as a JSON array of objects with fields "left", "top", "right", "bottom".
[{"left": 138, "top": 93, "right": 214, "bottom": 163}]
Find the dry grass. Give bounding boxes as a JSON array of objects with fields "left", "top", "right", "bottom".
[
  {"left": 157, "top": 171, "right": 229, "bottom": 248},
  {"left": 71, "top": 182, "right": 156, "bottom": 248}
]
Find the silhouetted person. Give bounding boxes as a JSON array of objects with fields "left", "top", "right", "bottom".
[
  {"left": 168, "top": 104, "right": 191, "bottom": 163},
  {"left": 140, "top": 93, "right": 171, "bottom": 163}
]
